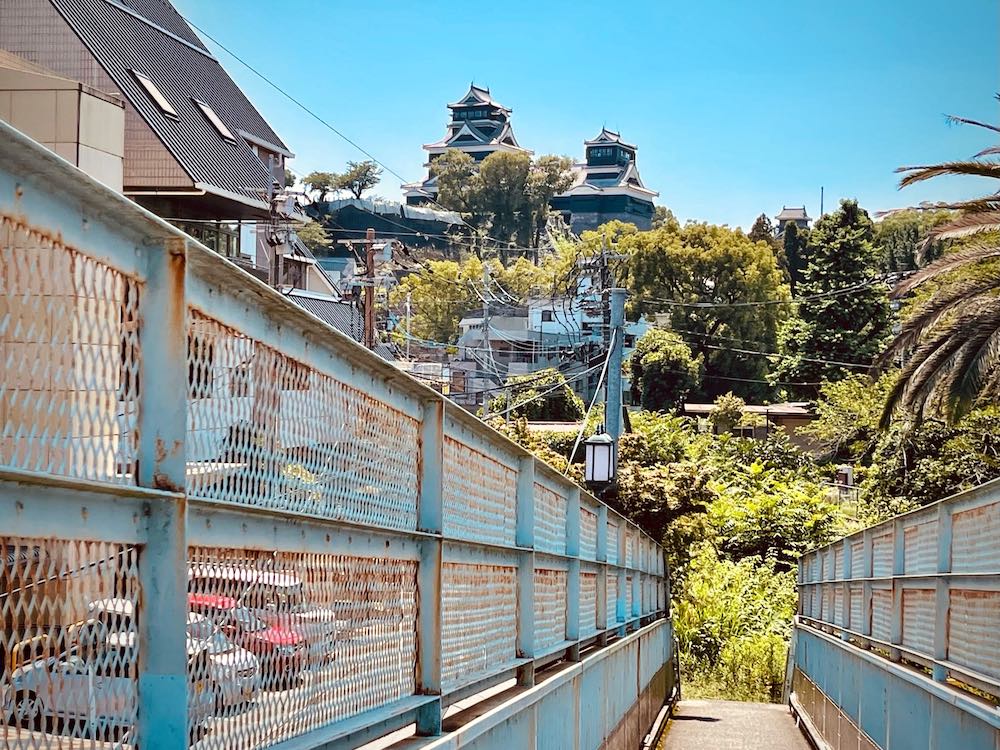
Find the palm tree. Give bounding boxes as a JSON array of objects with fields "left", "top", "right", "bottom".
[{"left": 880, "top": 98, "right": 1000, "bottom": 425}]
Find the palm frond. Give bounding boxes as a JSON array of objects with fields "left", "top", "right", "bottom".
[
  {"left": 945, "top": 114, "right": 1000, "bottom": 135},
  {"left": 942, "top": 312, "right": 1000, "bottom": 421},
  {"left": 880, "top": 320, "right": 963, "bottom": 426},
  {"left": 927, "top": 211, "right": 1000, "bottom": 240},
  {"left": 974, "top": 145, "right": 1000, "bottom": 158},
  {"left": 892, "top": 241, "right": 1000, "bottom": 296},
  {"left": 881, "top": 271, "right": 1000, "bottom": 359},
  {"left": 896, "top": 161, "right": 1000, "bottom": 188}
]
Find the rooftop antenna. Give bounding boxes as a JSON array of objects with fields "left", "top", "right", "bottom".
[{"left": 820, "top": 186, "right": 824, "bottom": 217}]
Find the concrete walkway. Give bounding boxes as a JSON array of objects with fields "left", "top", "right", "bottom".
[{"left": 662, "top": 699, "right": 812, "bottom": 750}]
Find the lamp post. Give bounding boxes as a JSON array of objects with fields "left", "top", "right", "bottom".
[{"left": 584, "top": 430, "right": 616, "bottom": 491}]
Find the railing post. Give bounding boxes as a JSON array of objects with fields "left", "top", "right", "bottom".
[
  {"left": 416, "top": 399, "right": 444, "bottom": 735},
  {"left": 136, "top": 237, "right": 188, "bottom": 750},
  {"left": 566, "top": 486, "right": 581, "bottom": 660},
  {"left": 596, "top": 505, "right": 609, "bottom": 643},
  {"left": 890, "top": 518, "right": 904, "bottom": 661},
  {"left": 933, "top": 503, "right": 952, "bottom": 682},
  {"left": 516, "top": 455, "right": 536, "bottom": 685}
]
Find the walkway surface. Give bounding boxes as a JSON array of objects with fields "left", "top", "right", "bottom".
[{"left": 662, "top": 699, "right": 811, "bottom": 750}]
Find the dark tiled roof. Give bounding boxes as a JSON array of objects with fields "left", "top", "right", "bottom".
[
  {"left": 286, "top": 292, "right": 397, "bottom": 362},
  {"left": 776, "top": 206, "right": 810, "bottom": 221},
  {"left": 51, "top": 0, "right": 291, "bottom": 212}
]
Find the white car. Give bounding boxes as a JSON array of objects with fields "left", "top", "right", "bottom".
[
  {"left": 86, "top": 599, "right": 261, "bottom": 709},
  {"left": 3, "top": 629, "right": 216, "bottom": 735}
]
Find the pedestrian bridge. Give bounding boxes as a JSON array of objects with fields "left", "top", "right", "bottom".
[
  {"left": 2, "top": 118, "right": 999, "bottom": 750},
  {"left": 0, "top": 119, "right": 674, "bottom": 750}
]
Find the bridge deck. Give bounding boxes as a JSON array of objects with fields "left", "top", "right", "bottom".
[{"left": 663, "top": 700, "right": 810, "bottom": 750}]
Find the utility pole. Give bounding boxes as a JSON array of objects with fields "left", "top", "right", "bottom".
[
  {"left": 364, "top": 227, "right": 376, "bottom": 351},
  {"left": 605, "top": 288, "right": 627, "bottom": 443},
  {"left": 481, "top": 264, "right": 492, "bottom": 416},
  {"left": 405, "top": 291, "right": 412, "bottom": 361}
]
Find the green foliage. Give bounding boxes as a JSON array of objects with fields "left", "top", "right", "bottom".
[
  {"left": 860, "top": 406, "right": 1000, "bottom": 523},
  {"left": 708, "top": 392, "right": 745, "bottom": 433},
  {"left": 432, "top": 149, "right": 574, "bottom": 256},
  {"left": 331, "top": 160, "right": 382, "bottom": 199},
  {"left": 707, "top": 461, "right": 844, "bottom": 568},
  {"left": 873, "top": 209, "right": 955, "bottom": 273},
  {"left": 781, "top": 221, "right": 809, "bottom": 292},
  {"left": 625, "top": 222, "right": 791, "bottom": 401},
  {"left": 801, "top": 372, "right": 897, "bottom": 460},
  {"left": 628, "top": 329, "right": 703, "bottom": 412},
  {"left": 651, "top": 205, "right": 680, "bottom": 231},
  {"left": 619, "top": 411, "right": 693, "bottom": 467},
  {"left": 487, "top": 368, "right": 585, "bottom": 422},
  {"left": 673, "top": 545, "right": 796, "bottom": 702},
  {"left": 294, "top": 219, "right": 331, "bottom": 253},
  {"left": 303, "top": 170, "right": 335, "bottom": 201},
  {"left": 773, "top": 200, "right": 892, "bottom": 392}
]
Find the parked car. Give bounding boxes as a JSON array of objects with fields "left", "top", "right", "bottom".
[
  {"left": 86, "top": 599, "right": 261, "bottom": 709},
  {"left": 188, "top": 593, "right": 305, "bottom": 686},
  {"left": 2, "top": 628, "right": 216, "bottom": 736},
  {"left": 188, "top": 564, "right": 341, "bottom": 668}
]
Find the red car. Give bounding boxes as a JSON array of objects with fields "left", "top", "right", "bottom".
[{"left": 187, "top": 593, "right": 305, "bottom": 687}]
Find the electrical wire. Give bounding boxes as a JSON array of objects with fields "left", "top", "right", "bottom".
[
  {"left": 563, "top": 331, "right": 616, "bottom": 476},
  {"left": 642, "top": 277, "right": 890, "bottom": 309},
  {"left": 487, "top": 362, "right": 605, "bottom": 419}
]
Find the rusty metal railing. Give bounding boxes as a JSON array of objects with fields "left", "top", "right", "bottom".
[{"left": 0, "top": 118, "right": 671, "bottom": 750}]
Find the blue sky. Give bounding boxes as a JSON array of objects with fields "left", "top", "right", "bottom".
[{"left": 174, "top": 0, "right": 998, "bottom": 229}]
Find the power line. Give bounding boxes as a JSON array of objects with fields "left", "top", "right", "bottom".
[
  {"left": 660, "top": 327, "right": 874, "bottom": 370},
  {"left": 642, "top": 277, "right": 889, "bottom": 309},
  {"left": 564, "top": 330, "right": 616, "bottom": 477},
  {"left": 487, "top": 362, "right": 604, "bottom": 419}
]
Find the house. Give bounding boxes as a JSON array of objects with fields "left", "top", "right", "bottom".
[
  {"left": 550, "top": 128, "right": 658, "bottom": 233},
  {"left": 0, "top": 0, "right": 293, "bottom": 265},
  {"left": 682, "top": 401, "right": 820, "bottom": 452},
  {"left": 403, "top": 84, "right": 530, "bottom": 205},
  {"left": 775, "top": 206, "right": 811, "bottom": 235}
]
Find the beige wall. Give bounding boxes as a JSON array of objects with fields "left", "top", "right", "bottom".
[{"left": 0, "top": 67, "right": 124, "bottom": 191}]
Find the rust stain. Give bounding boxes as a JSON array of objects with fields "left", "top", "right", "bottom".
[
  {"left": 152, "top": 472, "right": 184, "bottom": 493},
  {"left": 80, "top": 506, "right": 88, "bottom": 523}
]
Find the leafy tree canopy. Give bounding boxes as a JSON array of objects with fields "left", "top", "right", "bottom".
[
  {"left": 487, "top": 368, "right": 585, "bottom": 422},
  {"left": 873, "top": 209, "right": 955, "bottom": 273},
  {"left": 800, "top": 372, "right": 897, "bottom": 461},
  {"left": 624, "top": 223, "right": 791, "bottom": 401},
  {"left": 295, "top": 219, "right": 331, "bottom": 253},
  {"left": 332, "top": 160, "right": 382, "bottom": 199},
  {"left": 773, "top": 199, "right": 892, "bottom": 392},
  {"left": 628, "top": 329, "right": 703, "bottom": 412}
]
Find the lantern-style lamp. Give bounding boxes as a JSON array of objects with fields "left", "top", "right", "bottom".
[{"left": 584, "top": 431, "right": 616, "bottom": 487}]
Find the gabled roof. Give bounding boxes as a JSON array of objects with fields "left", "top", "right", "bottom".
[
  {"left": 584, "top": 127, "right": 637, "bottom": 151},
  {"left": 448, "top": 83, "right": 511, "bottom": 114},
  {"left": 49, "top": 0, "right": 292, "bottom": 214},
  {"left": 776, "top": 206, "right": 810, "bottom": 221}
]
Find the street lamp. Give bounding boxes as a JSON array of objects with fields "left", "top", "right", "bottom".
[{"left": 584, "top": 431, "right": 616, "bottom": 488}]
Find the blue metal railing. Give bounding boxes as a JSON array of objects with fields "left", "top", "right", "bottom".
[{"left": 0, "top": 119, "right": 673, "bottom": 750}]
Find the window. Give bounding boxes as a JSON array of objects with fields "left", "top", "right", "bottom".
[
  {"left": 193, "top": 98, "right": 236, "bottom": 143},
  {"left": 131, "top": 70, "right": 178, "bottom": 119},
  {"left": 541, "top": 310, "right": 554, "bottom": 322}
]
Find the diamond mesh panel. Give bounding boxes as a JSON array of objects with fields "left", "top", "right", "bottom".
[
  {"left": 580, "top": 569, "right": 598, "bottom": 636},
  {"left": 441, "top": 438, "right": 516, "bottom": 545},
  {"left": 533, "top": 567, "right": 567, "bottom": 649},
  {"left": 0, "top": 537, "right": 139, "bottom": 747},
  {"left": 606, "top": 520, "right": 619, "bottom": 566},
  {"left": 187, "top": 547, "right": 417, "bottom": 749},
  {"left": 533, "top": 483, "right": 566, "bottom": 555},
  {"left": 1, "top": 217, "right": 140, "bottom": 483},
  {"left": 607, "top": 570, "right": 618, "bottom": 624},
  {"left": 185, "top": 311, "right": 419, "bottom": 530},
  {"left": 441, "top": 562, "right": 517, "bottom": 690},
  {"left": 579, "top": 508, "right": 597, "bottom": 561}
]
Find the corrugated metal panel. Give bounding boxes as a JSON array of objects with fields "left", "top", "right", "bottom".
[
  {"left": 834, "top": 546, "right": 844, "bottom": 578},
  {"left": 834, "top": 586, "right": 845, "bottom": 625},
  {"left": 901, "top": 588, "right": 935, "bottom": 655},
  {"left": 871, "top": 589, "right": 892, "bottom": 642},
  {"left": 952, "top": 502, "right": 1000, "bottom": 573},
  {"left": 872, "top": 532, "right": 894, "bottom": 577},
  {"left": 948, "top": 589, "right": 1000, "bottom": 680},
  {"left": 849, "top": 584, "right": 863, "bottom": 629},
  {"left": 903, "top": 521, "right": 938, "bottom": 574}
]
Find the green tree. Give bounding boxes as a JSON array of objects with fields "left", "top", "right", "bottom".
[
  {"left": 748, "top": 213, "right": 776, "bottom": 245},
  {"left": 390, "top": 258, "right": 481, "bottom": 343},
  {"left": 781, "top": 221, "right": 809, "bottom": 292},
  {"left": 487, "top": 368, "right": 585, "bottom": 421},
  {"left": 294, "top": 219, "right": 331, "bottom": 253},
  {"left": 874, "top": 209, "right": 954, "bottom": 273},
  {"left": 773, "top": 199, "right": 892, "bottom": 391},
  {"left": 433, "top": 149, "right": 574, "bottom": 259},
  {"left": 283, "top": 168, "right": 296, "bottom": 189},
  {"left": 304, "top": 171, "right": 335, "bottom": 201},
  {"left": 800, "top": 372, "right": 897, "bottom": 460},
  {"left": 652, "top": 205, "right": 680, "bottom": 231},
  {"left": 628, "top": 329, "right": 703, "bottom": 412},
  {"left": 626, "top": 223, "right": 791, "bottom": 401},
  {"left": 331, "top": 160, "right": 382, "bottom": 199},
  {"left": 708, "top": 392, "right": 745, "bottom": 433}
]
